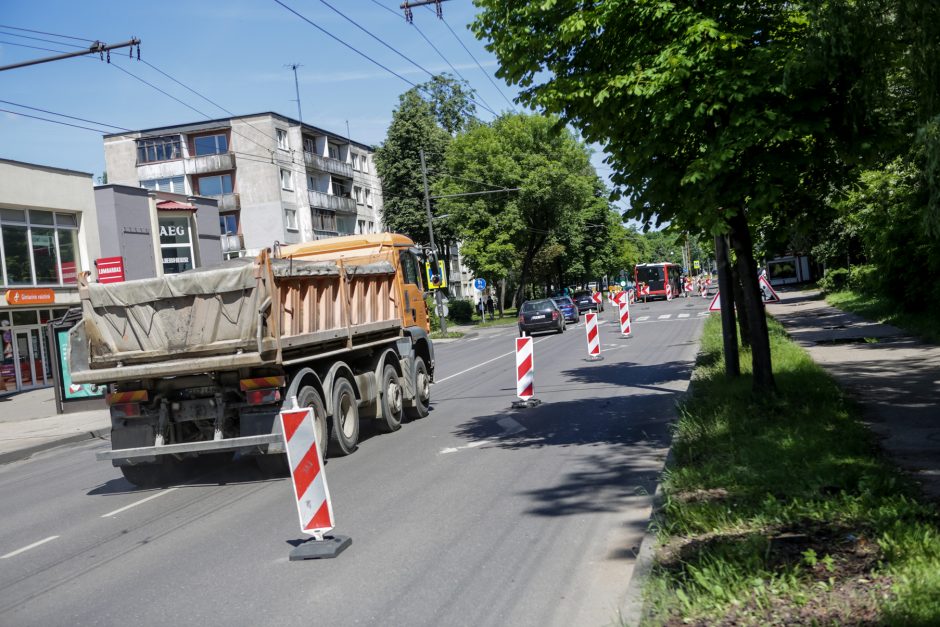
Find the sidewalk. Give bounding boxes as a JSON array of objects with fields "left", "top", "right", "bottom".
[
  {"left": 0, "top": 387, "right": 109, "bottom": 464},
  {"left": 767, "top": 288, "right": 940, "bottom": 500}
]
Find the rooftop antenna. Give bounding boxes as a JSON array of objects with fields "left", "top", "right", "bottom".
[{"left": 285, "top": 63, "right": 303, "bottom": 123}]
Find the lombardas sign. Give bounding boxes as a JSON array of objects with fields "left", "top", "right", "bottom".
[{"left": 5, "top": 288, "right": 55, "bottom": 306}]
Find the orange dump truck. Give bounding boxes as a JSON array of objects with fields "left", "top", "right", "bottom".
[{"left": 69, "top": 233, "right": 434, "bottom": 487}]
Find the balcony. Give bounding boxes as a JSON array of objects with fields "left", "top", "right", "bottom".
[
  {"left": 308, "top": 190, "right": 356, "bottom": 215},
  {"left": 303, "top": 152, "right": 353, "bottom": 178},
  {"left": 208, "top": 192, "right": 240, "bottom": 212},
  {"left": 184, "top": 152, "right": 236, "bottom": 175},
  {"left": 220, "top": 233, "right": 245, "bottom": 257}
]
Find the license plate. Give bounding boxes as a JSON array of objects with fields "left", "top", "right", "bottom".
[{"left": 531, "top": 315, "right": 545, "bottom": 320}]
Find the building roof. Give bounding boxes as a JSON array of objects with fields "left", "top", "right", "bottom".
[
  {"left": 0, "top": 158, "right": 93, "bottom": 178},
  {"left": 102, "top": 111, "right": 376, "bottom": 152},
  {"left": 156, "top": 200, "right": 197, "bottom": 211}
]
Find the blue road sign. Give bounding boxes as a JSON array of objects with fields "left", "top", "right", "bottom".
[{"left": 473, "top": 278, "right": 487, "bottom": 290}]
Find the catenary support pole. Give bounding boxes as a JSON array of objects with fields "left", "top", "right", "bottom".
[{"left": 419, "top": 148, "right": 447, "bottom": 334}]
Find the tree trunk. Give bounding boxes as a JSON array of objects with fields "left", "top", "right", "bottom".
[
  {"left": 714, "top": 233, "right": 740, "bottom": 378},
  {"left": 730, "top": 262, "right": 751, "bottom": 348},
  {"left": 728, "top": 211, "right": 776, "bottom": 392},
  {"left": 498, "top": 278, "right": 506, "bottom": 318},
  {"left": 514, "top": 235, "right": 545, "bottom": 306}
]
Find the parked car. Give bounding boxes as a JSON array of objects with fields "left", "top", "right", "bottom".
[
  {"left": 518, "top": 299, "right": 565, "bottom": 336},
  {"left": 572, "top": 290, "right": 603, "bottom": 313},
  {"left": 551, "top": 296, "right": 580, "bottom": 323}
]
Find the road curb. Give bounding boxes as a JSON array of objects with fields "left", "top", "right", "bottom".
[
  {"left": 0, "top": 428, "right": 109, "bottom": 466},
  {"left": 619, "top": 446, "right": 675, "bottom": 625}
]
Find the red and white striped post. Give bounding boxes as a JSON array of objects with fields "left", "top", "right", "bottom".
[
  {"left": 666, "top": 282, "right": 673, "bottom": 301},
  {"left": 618, "top": 300, "right": 633, "bottom": 338},
  {"left": 584, "top": 312, "right": 602, "bottom": 361},
  {"left": 280, "top": 403, "right": 351, "bottom": 560},
  {"left": 511, "top": 336, "right": 540, "bottom": 408}
]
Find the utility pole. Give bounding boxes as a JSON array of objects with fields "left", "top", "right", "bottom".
[
  {"left": 0, "top": 38, "right": 140, "bottom": 72},
  {"left": 420, "top": 148, "right": 447, "bottom": 333},
  {"left": 285, "top": 63, "right": 303, "bottom": 123}
]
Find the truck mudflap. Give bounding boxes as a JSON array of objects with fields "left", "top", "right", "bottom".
[{"left": 96, "top": 433, "right": 284, "bottom": 462}]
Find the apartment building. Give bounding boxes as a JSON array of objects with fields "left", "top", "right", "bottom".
[{"left": 102, "top": 112, "right": 384, "bottom": 257}]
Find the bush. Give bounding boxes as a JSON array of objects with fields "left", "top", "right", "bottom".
[
  {"left": 425, "top": 294, "right": 440, "bottom": 331},
  {"left": 819, "top": 267, "right": 849, "bottom": 292},
  {"left": 447, "top": 299, "right": 474, "bottom": 324},
  {"left": 848, "top": 264, "right": 879, "bottom": 294}
]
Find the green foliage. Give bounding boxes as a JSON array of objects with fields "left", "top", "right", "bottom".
[
  {"left": 424, "top": 294, "right": 440, "bottom": 332},
  {"left": 446, "top": 299, "right": 474, "bottom": 324},
  {"left": 437, "top": 113, "right": 606, "bottom": 298},
  {"left": 818, "top": 267, "right": 849, "bottom": 292},
  {"left": 647, "top": 315, "right": 940, "bottom": 623},
  {"left": 374, "top": 75, "right": 475, "bottom": 255}
]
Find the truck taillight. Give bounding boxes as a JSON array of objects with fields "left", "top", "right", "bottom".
[
  {"left": 110, "top": 402, "right": 141, "bottom": 418},
  {"left": 246, "top": 388, "right": 281, "bottom": 405},
  {"left": 106, "top": 390, "right": 148, "bottom": 405}
]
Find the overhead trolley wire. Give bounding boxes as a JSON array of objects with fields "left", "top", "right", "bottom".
[
  {"left": 424, "top": 6, "right": 517, "bottom": 113},
  {"left": 0, "top": 23, "right": 95, "bottom": 43}
]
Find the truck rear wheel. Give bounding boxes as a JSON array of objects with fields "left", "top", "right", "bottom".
[
  {"left": 119, "top": 459, "right": 187, "bottom": 488},
  {"left": 328, "top": 378, "right": 359, "bottom": 456},
  {"left": 406, "top": 356, "right": 431, "bottom": 419},
  {"left": 375, "top": 364, "right": 404, "bottom": 433}
]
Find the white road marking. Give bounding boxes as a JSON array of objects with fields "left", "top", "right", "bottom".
[
  {"left": 441, "top": 416, "right": 527, "bottom": 454},
  {"left": 636, "top": 316, "right": 649, "bottom": 322},
  {"left": 467, "top": 336, "right": 480, "bottom": 341},
  {"left": 678, "top": 313, "right": 690, "bottom": 318},
  {"left": 440, "top": 441, "right": 487, "bottom": 454},
  {"left": 698, "top": 311, "right": 710, "bottom": 316},
  {"left": 657, "top": 314, "right": 671, "bottom": 320},
  {"left": 434, "top": 337, "right": 551, "bottom": 384},
  {"left": 1, "top": 535, "right": 60, "bottom": 559},
  {"left": 101, "top": 487, "right": 179, "bottom": 518}
]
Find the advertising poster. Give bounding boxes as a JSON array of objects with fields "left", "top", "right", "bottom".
[{"left": 56, "top": 329, "right": 105, "bottom": 400}]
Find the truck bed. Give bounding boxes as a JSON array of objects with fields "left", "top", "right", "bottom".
[{"left": 70, "top": 252, "right": 403, "bottom": 384}]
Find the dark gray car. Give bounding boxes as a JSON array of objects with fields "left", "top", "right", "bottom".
[
  {"left": 572, "top": 290, "right": 603, "bottom": 313},
  {"left": 518, "top": 299, "right": 564, "bottom": 336}
]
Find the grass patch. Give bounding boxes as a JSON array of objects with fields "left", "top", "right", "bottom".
[
  {"left": 429, "top": 330, "right": 464, "bottom": 340},
  {"left": 645, "top": 315, "right": 940, "bottom": 625},
  {"left": 468, "top": 308, "right": 519, "bottom": 328},
  {"left": 826, "top": 289, "right": 940, "bottom": 344}
]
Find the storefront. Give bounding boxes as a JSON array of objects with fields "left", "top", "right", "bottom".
[{"left": 0, "top": 305, "right": 69, "bottom": 394}]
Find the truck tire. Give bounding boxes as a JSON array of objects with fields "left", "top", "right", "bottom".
[
  {"left": 119, "top": 459, "right": 187, "bottom": 488},
  {"left": 374, "top": 364, "right": 404, "bottom": 433},
  {"left": 406, "top": 356, "right": 431, "bottom": 419},
  {"left": 328, "top": 378, "right": 359, "bottom": 456}
]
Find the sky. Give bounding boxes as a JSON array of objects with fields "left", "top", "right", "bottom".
[{"left": 0, "top": 0, "right": 622, "bottom": 211}]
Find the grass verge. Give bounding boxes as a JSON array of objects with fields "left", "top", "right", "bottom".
[
  {"left": 645, "top": 315, "right": 940, "bottom": 626},
  {"left": 826, "top": 289, "right": 940, "bottom": 344},
  {"left": 468, "top": 308, "right": 519, "bottom": 328},
  {"left": 429, "top": 330, "right": 465, "bottom": 340}
]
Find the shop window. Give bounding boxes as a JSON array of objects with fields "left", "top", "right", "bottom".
[{"left": 159, "top": 215, "right": 195, "bottom": 274}]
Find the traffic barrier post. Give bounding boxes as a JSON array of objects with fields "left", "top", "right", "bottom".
[
  {"left": 280, "top": 400, "right": 351, "bottom": 560},
  {"left": 512, "top": 336, "right": 540, "bottom": 408},
  {"left": 584, "top": 312, "right": 603, "bottom": 362},
  {"left": 618, "top": 300, "right": 633, "bottom": 338}
]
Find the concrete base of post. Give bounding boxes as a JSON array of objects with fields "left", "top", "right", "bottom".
[
  {"left": 511, "top": 398, "right": 542, "bottom": 409},
  {"left": 583, "top": 355, "right": 604, "bottom": 362},
  {"left": 621, "top": 333, "right": 633, "bottom": 339},
  {"left": 289, "top": 535, "right": 352, "bottom": 560}
]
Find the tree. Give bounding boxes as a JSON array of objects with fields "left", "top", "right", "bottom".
[
  {"left": 437, "top": 113, "right": 602, "bottom": 302},
  {"left": 374, "top": 75, "right": 476, "bottom": 264},
  {"left": 473, "top": 1, "right": 897, "bottom": 391}
]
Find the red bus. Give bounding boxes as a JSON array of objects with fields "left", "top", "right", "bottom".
[{"left": 634, "top": 262, "right": 682, "bottom": 300}]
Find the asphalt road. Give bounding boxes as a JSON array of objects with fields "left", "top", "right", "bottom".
[{"left": 0, "top": 296, "right": 708, "bottom": 627}]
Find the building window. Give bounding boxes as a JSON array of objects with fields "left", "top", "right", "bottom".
[
  {"left": 331, "top": 177, "right": 348, "bottom": 197},
  {"left": 196, "top": 173, "right": 233, "bottom": 196},
  {"left": 284, "top": 208, "right": 298, "bottom": 231},
  {"left": 141, "top": 176, "right": 186, "bottom": 194},
  {"left": 158, "top": 215, "right": 195, "bottom": 274},
  {"left": 280, "top": 169, "right": 293, "bottom": 191},
  {"left": 360, "top": 155, "right": 368, "bottom": 174},
  {"left": 0, "top": 209, "right": 80, "bottom": 287},
  {"left": 311, "top": 209, "right": 336, "bottom": 232},
  {"left": 193, "top": 133, "right": 228, "bottom": 156},
  {"left": 353, "top": 186, "right": 363, "bottom": 204},
  {"left": 328, "top": 143, "right": 339, "bottom": 160},
  {"left": 352, "top": 154, "right": 359, "bottom": 171},
  {"left": 137, "top": 135, "right": 182, "bottom": 163},
  {"left": 367, "top": 221, "right": 374, "bottom": 233},
  {"left": 303, "top": 136, "right": 315, "bottom": 155},
  {"left": 277, "top": 129, "right": 289, "bottom": 151},
  {"left": 357, "top": 219, "right": 365, "bottom": 234},
  {"left": 219, "top": 213, "right": 239, "bottom": 235},
  {"left": 365, "top": 188, "right": 372, "bottom": 207}
]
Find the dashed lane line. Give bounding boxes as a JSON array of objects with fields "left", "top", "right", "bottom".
[
  {"left": 1, "top": 535, "right": 60, "bottom": 559},
  {"left": 101, "top": 487, "right": 179, "bottom": 518}
]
